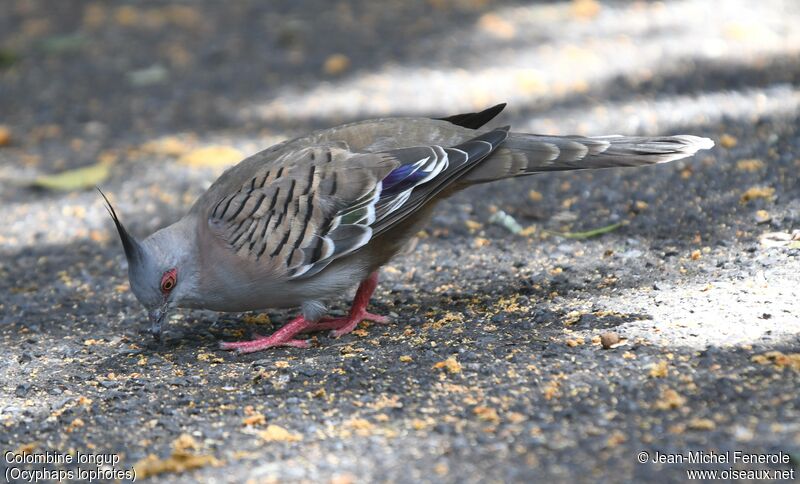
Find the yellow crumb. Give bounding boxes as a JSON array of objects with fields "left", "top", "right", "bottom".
[
  {"left": 648, "top": 361, "right": 669, "bottom": 378},
  {"left": 433, "top": 356, "right": 462, "bottom": 374},
  {"left": 258, "top": 425, "right": 302, "bottom": 443}
]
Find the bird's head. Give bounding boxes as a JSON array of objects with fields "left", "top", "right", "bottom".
[{"left": 100, "top": 189, "right": 195, "bottom": 340}]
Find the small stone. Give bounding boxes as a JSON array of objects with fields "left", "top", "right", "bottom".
[
  {"left": 14, "top": 384, "right": 30, "bottom": 398},
  {"left": 600, "top": 332, "right": 620, "bottom": 349}
]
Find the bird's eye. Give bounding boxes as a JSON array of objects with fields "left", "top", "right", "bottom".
[{"left": 160, "top": 269, "right": 177, "bottom": 294}]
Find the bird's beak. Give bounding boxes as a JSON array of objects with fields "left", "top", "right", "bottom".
[{"left": 147, "top": 307, "right": 167, "bottom": 341}]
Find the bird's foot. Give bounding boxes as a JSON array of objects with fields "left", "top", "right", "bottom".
[
  {"left": 313, "top": 310, "right": 390, "bottom": 338},
  {"left": 220, "top": 271, "right": 388, "bottom": 352},
  {"left": 219, "top": 315, "right": 313, "bottom": 354},
  {"left": 311, "top": 270, "right": 389, "bottom": 338}
]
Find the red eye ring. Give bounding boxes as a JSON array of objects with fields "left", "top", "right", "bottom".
[{"left": 160, "top": 269, "right": 177, "bottom": 294}]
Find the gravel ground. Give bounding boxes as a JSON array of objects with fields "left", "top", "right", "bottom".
[{"left": 1, "top": 0, "right": 799, "bottom": 482}]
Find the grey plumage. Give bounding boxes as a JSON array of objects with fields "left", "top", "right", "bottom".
[{"left": 103, "top": 103, "right": 713, "bottom": 346}]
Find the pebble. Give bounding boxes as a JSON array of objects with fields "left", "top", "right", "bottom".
[{"left": 600, "top": 332, "right": 620, "bottom": 349}]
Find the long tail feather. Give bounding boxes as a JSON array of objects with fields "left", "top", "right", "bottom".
[{"left": 464, "top": 133, "right": 714, "bottom": 183}]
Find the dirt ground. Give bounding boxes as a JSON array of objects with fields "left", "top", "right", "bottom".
[{"left": 0, "top": 0, "right": 798, "bottom": 482}]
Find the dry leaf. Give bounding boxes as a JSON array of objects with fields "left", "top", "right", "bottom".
[{"left": 32, "top": 163, "right": 109, "bottom": 191}]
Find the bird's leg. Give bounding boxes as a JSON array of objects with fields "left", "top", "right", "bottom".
[
  {"left": 309, "top": 271, "right": 390, "bottom": 338},
  {"left": 219, "top": 315, "right": 313, "bottom": 353},
  {"left": 220, "top": 272, "right": 388, "bottom": 352}
]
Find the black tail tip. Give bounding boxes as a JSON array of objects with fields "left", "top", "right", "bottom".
[{"left": 436, "top": 103, "right": 508, "bottom": 129}]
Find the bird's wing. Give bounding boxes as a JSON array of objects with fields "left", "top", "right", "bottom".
[{"left": 208, "top": 127, "right": 508, "bottom": 279}]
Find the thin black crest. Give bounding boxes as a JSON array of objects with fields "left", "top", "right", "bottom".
[{"left": 97, "top": 187, "right": 143, "bottom": 265}]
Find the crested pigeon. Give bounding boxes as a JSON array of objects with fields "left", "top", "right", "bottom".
[{"left": 102, "top": 103, "right": 713, "bottom": 353}]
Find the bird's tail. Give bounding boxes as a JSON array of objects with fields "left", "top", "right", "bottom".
[{"left": 462, "top": 132, "right": 714, "bottom": 184}]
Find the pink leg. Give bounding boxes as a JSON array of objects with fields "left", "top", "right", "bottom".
[
  {"left": 219, "top": 315, "right": 313, "bottom": 354},
  {"left": 311, "top": 271, "right": 389, "bottom": 338},
  {"left": 220, "top": 272, "right": 388, "bottom": 353}
]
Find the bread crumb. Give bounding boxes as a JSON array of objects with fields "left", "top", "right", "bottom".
[
  {"left": 134, "top": 434, "right": 220, "bottom": 479},
  {"left": 473, "top": 406, "right": 500, "bottom": 424},
  {"left": 258, "top": 424, "right": 302, "bottom": 442},
  {"left": 740, "top": 186, "right": 775, "bottom": 204},
  {"left": 433, "top": 356, "right": 462, "bottom": 374},
  {"left": 66, "top": 418, "right": 84, "bottom": 433},
  {"left": 566, "top": 337, "right": 584, "bottom": 347},
  {"left": 719, "top": 134, "right": 738, "bottom": 148},
  {"left": 654, "top": 388, "right": 686, "bottom": 410},
  {"left": 0, "top": 125, "right": 12, "bottom": 146},
  {"left": 688, "top": 418, "right": 716, "bottom": 430},
  {"left": 751, "top": 351, "right": 800, "bottom": 371},
  {"left": 473, "top": 237, "right": 490, "bottom": 248},
  {"left": 323, "top": 54, "right": 350, "bottom": 75},
  {"left": 465, "top": 220, "right": 483, "bottom": 232},
  {"left": 648, "top": 360, "right": 669, "bottom": 378},
  {"left": 606, "top": 431, "right": 626, "bottom": 447},
  {"left": 242, "top": 414, "right": 266, "bottom": 427},
  {"left": 243, "top": 314, "right": 271, "bottom": 325},
  {"left": 736, "top": 158, "right": 764, "bottom": 172},
  {"left": 543, "top": 379, "right": 560, "bottom": 400}
]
